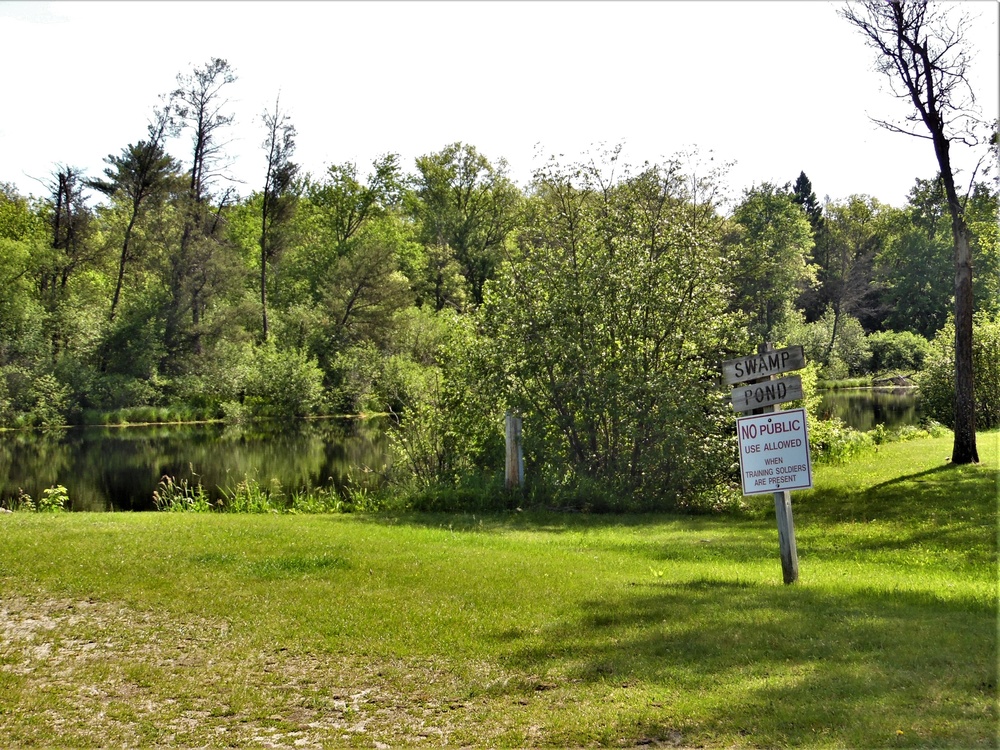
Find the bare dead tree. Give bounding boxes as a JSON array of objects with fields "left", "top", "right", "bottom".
[
  {"left": 841, "top": 0, "right": 986, "bottom": 463},
  {"left": 170, "top": 58, "right": 237, "bottom": 204},
  {"left": 163, "top": 58, "right": 238, "bottom": 361},
  {"left": 259, "top": 93, "right": 298, "bottom": 343}
]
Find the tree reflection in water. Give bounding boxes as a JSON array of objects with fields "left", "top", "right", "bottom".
[
  {"left": 0, "top": 418, "right": 389, "bottom": 511},
  {"left": 818, "top": 388, "right": 921, "bottom": 432}
]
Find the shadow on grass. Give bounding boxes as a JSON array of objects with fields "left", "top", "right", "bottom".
[
  {"left": 799, "top": 462, "right": 993, "bottom": 523},
  {"left": 793, "top": 461, "right": 998, "bottom": 567},
  {"left": 489, "top": 577, "right": 998, "bottom": 746}
]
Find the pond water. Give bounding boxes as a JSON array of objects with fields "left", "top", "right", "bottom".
[
  {"left": 818, "top": 388, "right": 922, "bottom": 432},
  {"left": 0, "top": 418, "right": 390, "bottom": 512},
  {"left": 1, "top": 390, "right": 922, "bottom": 511}
]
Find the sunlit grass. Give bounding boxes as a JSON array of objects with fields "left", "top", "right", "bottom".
[{"left": 0, "top": 432, "right": 995, "bottom": 747}]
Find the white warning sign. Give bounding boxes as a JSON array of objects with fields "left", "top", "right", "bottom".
[{"left": 736, "top": 408, "right": 813, "bottom": 496}]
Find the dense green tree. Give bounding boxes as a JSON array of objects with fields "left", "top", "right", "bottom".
[
  {"left": 791, "top": 171, "right": 824, "bottom": 231},
  {"left": 876, "top": 177, "right": 953, "bottom": 336},
  {"left": 471, "top": 153, "right": 744, "bottom": 508},
  {"left": 0, "top": 185, "right": 48, "bottom": 370},
  {"left": 286, "top": 155, "right": 403, "bottom": 302},
  {"left": 790, "top": 171, "right": 830, "bottom": 321},
  {"left": 0, "top": 183, "right": 46, "bottom": 242},
  {"left": 412, "top": 243, "right": 468, "bottom": 312},
  {"left": 722, "top": 183, "right": 816, "bottom": 343},
  {"left": 920, "top": 311, "right": 1000, "bottom": 430},
  {"left": 877, "top": 176, "right": 999, "bottom": 337},
  {"left": 778, "top": 307, "right": 871, "bottom": 379},
  {"left": 866, "top": 330, "right": 931, "bottom": 374},
  {"left": 966, "top": 181, "right": 1000, "bottom": 318},
  {"left": 271, "top": 156, "right": 416, "bottom": 407},
  {"left": 39, "top": 166, "right": 100, "bottom": 364},
  {"left": 310, "top": 155, "right": 403, "bottom": 252},
  {"left": 318, "top": 219, "right": 414, "bottom": 352},
  {"left": 240, "top": 342, "right": 324, "bottom": 419},
  {"left": 820, "top": 195, "right": 891, "bottom": 353},
  {"left": 43, "top": 167, "right": 97, "bottom": 296},
  {"left": 410, "top": 142, "right": 521, "bottom": 306}
]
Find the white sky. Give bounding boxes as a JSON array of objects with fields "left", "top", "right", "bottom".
[{"left": 1, "top": 0, "right": 997, "bottom": 209}]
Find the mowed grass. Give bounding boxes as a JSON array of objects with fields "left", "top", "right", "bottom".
[{"left": 0, "top": 432, "right": 996, "bottom": 748}]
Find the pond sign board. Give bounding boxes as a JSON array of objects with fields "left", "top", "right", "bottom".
[
  {"left": 736, "top": 408, "right": 813, "bottom": 495},
  {"left": 722, "top": 345, "right": 805, "bottom": 386},
  {"left": 731, "top": 374, "right": 803, "bottom": 413}
]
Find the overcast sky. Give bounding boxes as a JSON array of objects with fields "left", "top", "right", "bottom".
[{"left": 1, "top": 1, "right": 997, "bottom": 209}]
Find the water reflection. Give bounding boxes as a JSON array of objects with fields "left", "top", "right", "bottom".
[
  {"left": 1, "top": 395, "right": 922, "bottom": 511},
  {"left": 0, "top": 418, "right": 390, "bottom": 512},
  {"left": 818, "top": 388, "right": 921, "bottom": 432}
]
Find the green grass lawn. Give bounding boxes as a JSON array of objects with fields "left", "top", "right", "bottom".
[{"left": 1, "top": 432, "right": 996, "bottom": 748}]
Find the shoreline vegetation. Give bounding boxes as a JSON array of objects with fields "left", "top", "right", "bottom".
[
  {"left": 2, "top": 419, "right": 957, "bottom": 516},
  {"left": 0, "top": 410, "right": 383, "bottom": 434},
  {"left": 0, "top": 432, "right": 995, "bottom": 747},
  {"left": 0, "top": 362, "right": 926, "bottom": 434}
]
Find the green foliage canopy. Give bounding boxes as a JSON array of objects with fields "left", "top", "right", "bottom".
[
  {"left": 722, "top": 183, "right": 817, "bottom": 342},
  {"left": 473, "top": 152, "right": 746, "bottom": 509}
]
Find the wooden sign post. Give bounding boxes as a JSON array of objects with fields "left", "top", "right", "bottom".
[
  {"left": 505, "top": 411, "right": 524, "bottom": 490},
  {"left": 722, "top": 343, "right": 809, "bottom": 584}
]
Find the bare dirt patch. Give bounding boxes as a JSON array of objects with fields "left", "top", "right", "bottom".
[{"left": 1, "top": 594, "right": 507, "bottom": 747}]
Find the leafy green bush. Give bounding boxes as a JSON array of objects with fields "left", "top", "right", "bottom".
[
  {"left": 463, "top": 154, "right": 746, "bottom": 511},
  {"left": 8, "top": 485, "right": 72, "bottom": 512},
  {"left": 919, "top": 312, "right": 1000, "bottom": 429},
  {"left": 778, "top": 308, "right": 870, "bottom": 378},
  {"left": 39, "top": 485, "right": 70, "bottom": 512},
  {"left": 866, "top": 330, "right": 931, "bottom": 373},
  {"left": 387, "top": 393, "right": 474, "bottom": 490},
  {"left": 86, "top": 373, "right": 163, "bottom": 411},
  {"left": 808, "top": 417, "right": 876, "bottom": 464},
  {"left": 242, "top": 343, "right": 324, "bottom": 419},
  {"left": 325, "top": 343, "right": 383, "bottom": 415},
  {"left": 0, "top": 366, "right": 70, "bottom": 427},
  {"left": 383, "top": 310, "right": 501, "bottom": 496},
  {"left": 11, "top": 489, "right": 35, "bottom": 511}
]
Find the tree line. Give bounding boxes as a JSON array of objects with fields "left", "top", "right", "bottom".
[{"left": 1, "top": 51, "right": 996, "bottom": 509}]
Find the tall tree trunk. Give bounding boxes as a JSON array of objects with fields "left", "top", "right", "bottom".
[
  {"left": 110, "top": 212, "right": 138, "bottom": 322},
  {"left": 951, "top": 221, "right": 978, "bottom": 463},
  {"left": 825, "top": 303, "right": 841, "bottom": 365},
  {"left": 260, "top": 251, "right": 269, "bottom": 342},
  {"left": 935, "top": 136, "right": 979, "bottom": 463},
  {"left": 260, "top": 194, "right": 270, "bottom": 343}
]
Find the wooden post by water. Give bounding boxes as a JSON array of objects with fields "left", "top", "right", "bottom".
[
  {"left": 754, "top": 343, "right": 800, "bottom": 584},
  {"left": 505, "top": 411, "right": 524, "bottom": 490}
]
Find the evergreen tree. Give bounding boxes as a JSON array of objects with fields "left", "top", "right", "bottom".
[
  {"left": 790, "top": 171, "right": 829, "bottom": 322},
  {"left": 85, "top": 114, "right": 179, "bottom": 322},
  {"left": 791, "top": 171, "right": 823, "bottom": 232}
]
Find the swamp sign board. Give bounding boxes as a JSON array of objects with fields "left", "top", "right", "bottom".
[
  {"left": 731, "top": 374, "right": 803, "bottom": 413},
  {"left": 722, "top": 345, "right": 805, "bottom": 386},
  {"left": 736, "top": 408, "right": 813, "bottom": 495}
]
